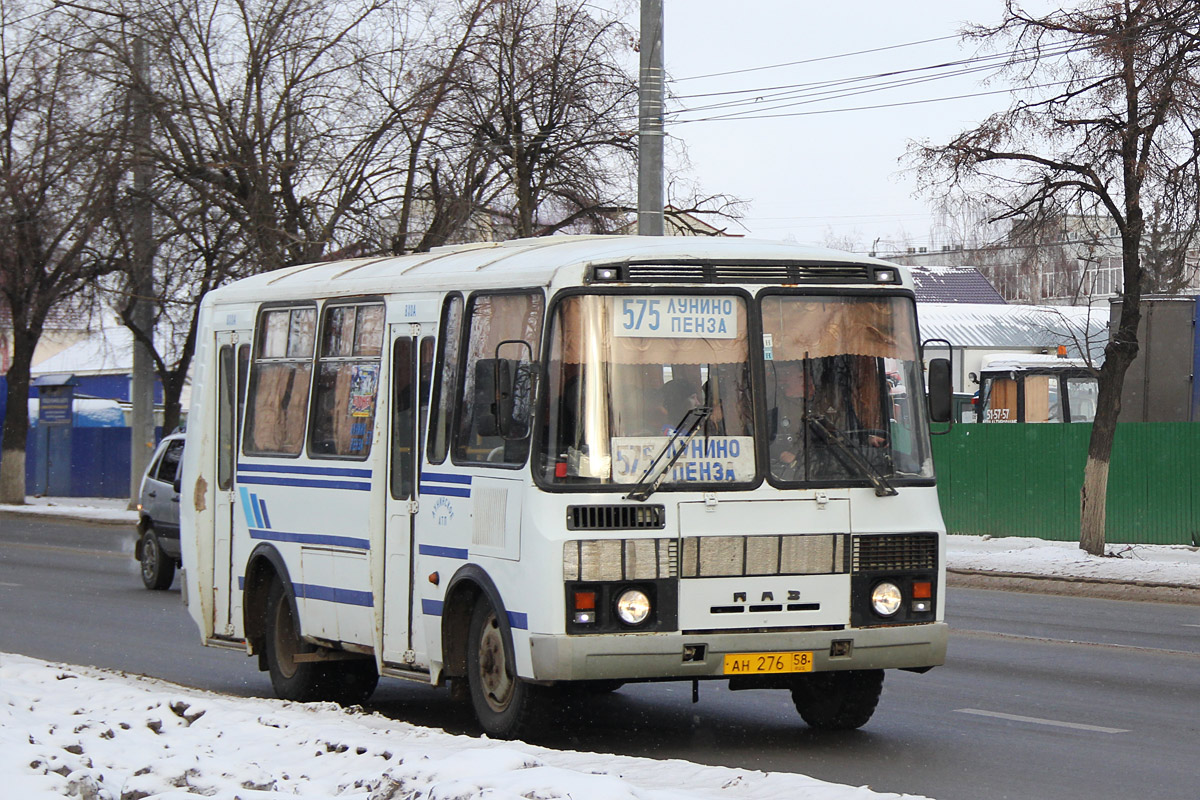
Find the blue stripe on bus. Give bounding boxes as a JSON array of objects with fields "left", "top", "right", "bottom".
[
  {"left": 237, "top": 463, "right": 372, "bottom": 479},
  {"left": 422, "top": 599, "right": 444, "bottom": 616},
  {"left": 418, "top": 485, "right": 471, "bottom": 498},
  {"left": 420, "top": 472, "right": 472, "bottom": 485},
  {"left": 507, "top": 611, "right": 528, "bottom": 630},
  {"left": 237, "top": 475, "right": 371, "bottom": 491},
  {"left": 418, "top": 544, "right": 469, "bottom": 560},
  {"left": 257, "top": 497, "right": 272, "bottom": 529},
  {"left": 293, "top": 582, "right": 374, "bottom": 607},
  {"left": 250, "top": 529, "right": 369, "bottom": 551},
  {"left": 239, "top": 487, "right": 260, "bottom": 528}
]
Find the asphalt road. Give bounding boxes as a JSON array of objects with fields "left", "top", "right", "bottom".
[{"left": 2, "top": 512, "right": 1198, "bottom": 800}]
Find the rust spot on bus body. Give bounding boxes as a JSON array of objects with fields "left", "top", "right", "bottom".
[{"left": 194, "top": 476, "right": 208, "bottom": 512}]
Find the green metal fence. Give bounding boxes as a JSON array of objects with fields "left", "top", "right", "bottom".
[{"left": 930, "top": 423, "right": 1200, "bottom": 545}]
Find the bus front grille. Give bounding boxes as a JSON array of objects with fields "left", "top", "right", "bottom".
[
  {"left": 851, "top": 533, "right": 938, "bottom": 573},
  {"left": 567, "top": 504, "right": 665, "bottom": 531}
]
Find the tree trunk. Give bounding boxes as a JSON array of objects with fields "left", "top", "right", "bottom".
[{"left": 0, "top": 343, "right": 34, "bottom": 505}]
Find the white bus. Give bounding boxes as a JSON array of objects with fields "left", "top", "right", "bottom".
[{"left": 180, "top": 235, "right": 953, "bottom": 738}]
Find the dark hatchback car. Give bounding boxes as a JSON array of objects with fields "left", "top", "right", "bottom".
[{"left": 134, "top": 433, "right": 185, "bottom": 590}]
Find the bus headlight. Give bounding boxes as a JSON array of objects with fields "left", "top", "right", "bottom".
[
  {"left": 870, "top": 582, "right": 903, "bottom": 617},
  {"left": 615, "top": 588, "right": 651, "bottom": 625}
]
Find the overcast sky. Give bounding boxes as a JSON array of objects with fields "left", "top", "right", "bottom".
[{"left": 652, "top": 1, "right": 1029, "bottom": 253}]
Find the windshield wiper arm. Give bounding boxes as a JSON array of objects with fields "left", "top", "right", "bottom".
[
  {"left": 807, "top": 414, "right": 898, "bottom": 497},
  {"left": 625, "top": 406, "right": 712, "bottom": 502}
]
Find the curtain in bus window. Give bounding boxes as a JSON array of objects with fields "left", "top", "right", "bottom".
[
  {"left": 760, "top": 296, "right": 913, "bottom": 360},
  {"left": 245, "top": 307, "right": 316, "bottom": 456},
  {"left": 248, "top": 362, "right": 313, "bottom": 453},
  {"left": 1025, "top": 375, "right": 1062, "bottom": 423}
]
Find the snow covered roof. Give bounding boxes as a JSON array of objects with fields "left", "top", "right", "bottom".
[
  {"left": 31, "top": 326, "right": 134, "bottom": 376},
  {"left": 909, "top": 265, "right": 1007, "bottom": 304},
  {"left": 917, "top": 303, "right": 1108, "bottom": 362}
]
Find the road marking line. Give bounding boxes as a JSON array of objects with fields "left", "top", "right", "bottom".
[
  {"left": 1183, "top": 624, "right": 1200, "bottom": 628},
  {"left": 0, "top": 581, "right": 20, "bottom": 587},
  {"left": 955, "top": 708, "right": 1129, "bottom": 734}
]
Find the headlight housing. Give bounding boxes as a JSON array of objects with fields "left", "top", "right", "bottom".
[
  {"left": 870, "top": 581, "right": 903, "bottom": 617},
  {"left": 615, "top": 588, "right": 651, "bottom": 625}
]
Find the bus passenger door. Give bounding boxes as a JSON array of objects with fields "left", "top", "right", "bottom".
[
  {"left": 213, "top": 328, "right": 250, "bottom": 637},
  {"left": 382, "top": 328, "right": 432, "bottom": 667}
]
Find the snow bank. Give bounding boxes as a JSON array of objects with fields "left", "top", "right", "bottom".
[{"left": 0, "top": 653, "right": 930, "bottom": 800}]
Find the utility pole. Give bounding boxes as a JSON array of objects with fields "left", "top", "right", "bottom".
[
  {"left": 128, "top": 34, "right": 156, "bottom": 508},
  {"left": 638, "top": 0, "right": 664, "bottom": 236}
]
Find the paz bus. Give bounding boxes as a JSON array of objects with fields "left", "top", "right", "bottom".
[{"left": 179, "top": 235, "right": 953, "bottom": 738}]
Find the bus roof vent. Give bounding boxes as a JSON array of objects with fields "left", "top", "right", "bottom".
[
  {"left": 567, "top": 504, "right": 666, "bottom": 531},
  {"left": 851, "top": 533, "right": 938, "bottom": 573},
  {"left": 603, "top": 261, "right": 873, "bottom": 285}
]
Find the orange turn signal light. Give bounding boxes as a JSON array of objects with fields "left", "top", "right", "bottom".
[
  {"left": 574, "top": 590, "right": 596, "bottom": 611},
  {"left": 912, "top": 581, "right": 932, "bottom": 600}
]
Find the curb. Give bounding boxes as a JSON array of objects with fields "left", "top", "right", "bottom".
[
  {"left": 948, "top": 568, "right": 1200, "bottom": 605},
  {"left": 0, "top": 508, "right": 136, "bottom": 527}
]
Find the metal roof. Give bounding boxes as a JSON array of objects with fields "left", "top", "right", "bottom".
[
  {"left": 909, "top": 265, "right": 1007, "bottom": 304},
  {"left": 917, "top": 302, "right": 1108, "bottom": 362},
  {"left": 203, "top": 235, "right": 910, "bottom": 304}
]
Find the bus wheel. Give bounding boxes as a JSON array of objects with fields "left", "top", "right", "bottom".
[
  {"left": 140, "top": 528, "right": 175, "bottom": 591},
  {"left": 790, "top": 669, "right": 884, "bottom": 730},
  {"left": 264, "top": 578, "right": 324, "bottom": 702},
  {"left": 466, "top": 600, "right": 541, "bottom": 739},
  {"left": 325, "top": 658, "right": 379, "bottom": 706}
]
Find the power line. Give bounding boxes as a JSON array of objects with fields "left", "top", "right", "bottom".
[{"left": 671, "top": 34, "right": 962, "bottom": 82}]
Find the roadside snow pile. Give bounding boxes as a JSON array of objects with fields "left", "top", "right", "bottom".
[
  {"left": 947, "top": 534, "right": 1200, "bottom": 587},
  {"left": 0, "top": 653, "right": 933, "bottom": 800}
]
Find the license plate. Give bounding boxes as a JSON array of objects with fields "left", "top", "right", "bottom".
[{"left": 723, "top": 650, "right": 814, "bottom": 675}]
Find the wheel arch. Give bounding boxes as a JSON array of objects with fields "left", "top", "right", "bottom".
[
  {"left": 243, "top": 543, "right": 295, "bottom": 662},
  {"left": 441, "top": 564, "right": 509, "bottom": 681}
]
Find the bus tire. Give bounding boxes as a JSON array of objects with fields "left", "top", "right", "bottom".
[
  {"left": 264, "top": 578, "right": 325, "bottom": 702},
  {"left": 466, "top": 599, "right": 542, "bottom": 739},
  {"left": 323, "top": 658, "right": 379, "bottom": 706},
  {"left": 140, "top": 528, "right": 175, "bottom": 591},
  {"left": 790, "top": 669, "right": 884, "bottom": 730}
]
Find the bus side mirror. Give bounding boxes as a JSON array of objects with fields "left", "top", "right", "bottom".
[{"left": 927, "top": 358, "right": 952, "bottom": 423}]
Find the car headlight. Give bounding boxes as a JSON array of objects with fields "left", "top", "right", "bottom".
[
  {"left": 615, "top": 588, "right": 651, "bottom": 625},
  {"left": 870, "top": 581, "right": 903, "bottom": 617}
]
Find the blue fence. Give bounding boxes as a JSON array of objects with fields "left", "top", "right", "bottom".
[{"left": 25, "top": 426, "right": 135, "bottom": 498}]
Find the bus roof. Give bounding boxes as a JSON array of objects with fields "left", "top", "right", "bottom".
[{"left": 202, "top": 235, "right": 909, "bottom": 305}]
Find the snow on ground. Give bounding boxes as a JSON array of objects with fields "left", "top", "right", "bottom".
[
  {"left": 0, "top": 496, "right": 137, "bottom": 524},
  {"left": 0, "top": 653, "right": 929, "bottom": 800}
]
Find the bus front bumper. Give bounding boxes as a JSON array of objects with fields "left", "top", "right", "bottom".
[{"left": 528, "top": 622, "right": 947, "bottom": 682}]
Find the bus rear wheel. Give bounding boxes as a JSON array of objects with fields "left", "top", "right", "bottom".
[
  {"left": 790, "top": 669, "right": 884, "bottom": 730},
  {"left": 466, "top": 600, "right": 543, "bottom": 739},
  {"left": 264, "top": 578, "right": 325, "bottom": 702}
]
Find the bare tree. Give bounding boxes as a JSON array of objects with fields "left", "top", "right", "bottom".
[
  {"left": 913, "top": 0, "right": 1200, "bottom": 554},
  {"left": 448, "top": 0, "right": 640, "bottom": 237},
  {"left": 0, "top": 5, "right": 126, "bottom": 503}
]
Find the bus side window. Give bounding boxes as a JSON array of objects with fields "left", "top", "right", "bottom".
[
  {"left": 218, "top": 345, "right": 234, "bottom": 490},
  {"left": 453, "top": 291, "right": 544, "bottom": 466},
  {"left": 244, "top": 306, "right": 316, "bottom": 456},
  {"left": 308, "top": 302, "right": 385, "bottom": 458},
  {"left": 428, "top": 295, "right": 464, "bottom": 465}
]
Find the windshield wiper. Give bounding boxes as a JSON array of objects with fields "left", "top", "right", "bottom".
[
  {"left": 807, "top": 414, "right": 898, "bottom": 497},
  {"left": 625, "top": 406, "right": 712, "bottom": 502}
]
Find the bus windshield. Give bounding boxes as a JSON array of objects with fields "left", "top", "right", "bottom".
[
  {"left": 539, "top": 291, "right": 934, "bottom": 489},
  {"left": 541, "top": 293, "right": 755, "bottom": 487}
]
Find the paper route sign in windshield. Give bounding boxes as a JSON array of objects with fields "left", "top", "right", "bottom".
[
  {"left": 614, "top": 296, "right": 737, "bottom": 338},
  {"left": 611, "top": 436, "right": 754, "bottom": 484}
]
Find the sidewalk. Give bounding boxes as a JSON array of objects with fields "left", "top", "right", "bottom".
[{"left": 2, "top": 496, "right": 1198, "bottom": 601}]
